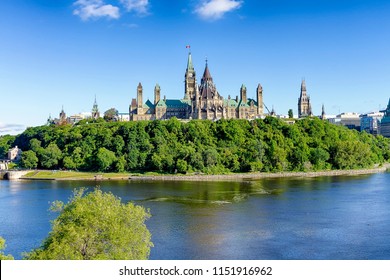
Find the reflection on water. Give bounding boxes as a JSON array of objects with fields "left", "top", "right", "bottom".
[{"left": 1, "top": 172, "right": 390, "bottom": 259}]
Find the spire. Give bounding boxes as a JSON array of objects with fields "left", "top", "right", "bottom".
[
  {"left": 321, "top": 104, "right": 326, "bottom": 120},
  {"left": 298, "top": 79, "right": 311, "bottom": 118},
  {"left": 187, "top": 52, "right": 194, "bottom": 71},
  {"left": 202, "top": 59, "right": 212, "bottom": 81},
  {"left": 92, "top": 95, "right": 100, "bottom": 119},
  {"left": 184, "top": 49, "right": 196, "bottom": 100},
  {"left": 300, "top": 79, "right": 307, "bottom": 97}
]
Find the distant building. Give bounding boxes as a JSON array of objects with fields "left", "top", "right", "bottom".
[
  {"left": 329, "top": 112, "right": 361, "bottom": 131},
  {"left": 8, "top": 146, "right": 22, "bottom": 161},
  {"left": 118, "top": 113, "right": 130, "bottom": 121},
  {"left": 129, "top": 52, "right": 264, "bottom": 121},
  {"left": 380, "top": 98, "right": 390, "bottom": 138},
  {"left": 297, "top": 80, "right": 313, "bottom": 118},
  {"left": 49, "top": 106, "right": 69, "bottom": 126},
  {"left": 321, "top": 104, "right": 326, "bottom": 120},
  {"left": 360, "top": 112, "right": 384, "bottom": 135},
  {"left": 0, "top": 161, "right": 9, "bottom": 170},
  {"left": 49, "top": 98, "right": 100, "bottom": 126},
  {"left": 91, "top": 96, "right": 100, "bottom": 119},
  {"left": 68, "top": 114, "right": 85, "bottom": 124}
]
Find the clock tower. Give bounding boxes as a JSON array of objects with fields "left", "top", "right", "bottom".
[{"left": 184, "top": 51, "right": 196, "bottom": 100}]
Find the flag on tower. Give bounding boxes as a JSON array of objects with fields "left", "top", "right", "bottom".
[{"left": 186, "top": 45, "right": 191, "bottom": 49}]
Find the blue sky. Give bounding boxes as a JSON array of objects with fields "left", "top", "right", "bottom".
[{"left": 1, "top": 0, "right": 390, "bottom": 135}]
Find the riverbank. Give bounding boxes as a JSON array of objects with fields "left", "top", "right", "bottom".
[{"left": 17, "top": 164, "right": 390, "bottom": 181}]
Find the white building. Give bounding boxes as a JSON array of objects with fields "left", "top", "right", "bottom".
[
  {"left": 329, "top": 112, "right": 361, "bottom": 130},
  {"left": 8, "top": 146, "right": 22, "bottom": 161}
]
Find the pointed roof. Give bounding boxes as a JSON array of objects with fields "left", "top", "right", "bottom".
[
  {"left": 301, "top": 79, "right": 307, "bottom": 95},
  {"left": 202, "top": 60, "right": 212, "bottom": 81},
  {"left": 92, "top": 96, "right": 99, "bottom": 113},
  {"left": 187, "top": 52, "right": 194, "bottom": 71}
]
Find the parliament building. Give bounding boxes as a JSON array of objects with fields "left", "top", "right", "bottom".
[{"left": 129, "top": 52, "right": 264, "bottom": 121}]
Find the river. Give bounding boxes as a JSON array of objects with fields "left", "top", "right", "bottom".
[{"left": 1, "top": 172, "right": 390, "bottom": 259}]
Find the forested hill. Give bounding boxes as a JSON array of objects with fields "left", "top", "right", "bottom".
[{"left": 3, "top": 117, "right": 390, "bottom": 174}]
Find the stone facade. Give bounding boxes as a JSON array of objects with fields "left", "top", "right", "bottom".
[
  {"left": 130, "top": 53, "right": 264, "bottom": 121},
  {"left": 8, "top": 146, "right": 22, "bottom": 161},
  {"left": 298, "top": 80, "right": 313, "bottom": 118}
]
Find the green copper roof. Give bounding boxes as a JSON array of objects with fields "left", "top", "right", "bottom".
[
  {"left": 381, "top": 116, "right": 390, "bottom": 124},
  {"left": 155, "top": 99, "right": 191, "bottom": 108},
  {"left": 144, "top": 99, "right": 155, "bottom": 109},
  {"left": 237, "top": 98, "right": 258, "bottom": 108},
  {"left": 187, "top": 52, "right": 194, "bottom": 71},
  {"left": 156, "top": 100, "right": 166, "bottom": 107},
  {"left": 224, "top": 99, "right": 238, "bottom": 107}
]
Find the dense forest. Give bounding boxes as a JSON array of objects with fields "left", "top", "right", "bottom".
[{"left": 1, "top": 117, "right": 390, "bottom": 174}]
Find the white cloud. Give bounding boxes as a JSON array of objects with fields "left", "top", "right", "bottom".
[
  {"left": 120, "top": 0, "right": 149, "bottom": 15},
  {"left": 73, "top": 0, "right": 120, "bottom": 21},
  {"left": 0, "top": 123, "right": 26, "bottom": 136},
  {"left": 196, "top": 0, "right": 242, "bottom": 20}
]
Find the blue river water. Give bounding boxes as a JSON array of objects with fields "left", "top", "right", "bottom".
[{"left": 1, "top": 171, "right": 390, "bottom": 260}]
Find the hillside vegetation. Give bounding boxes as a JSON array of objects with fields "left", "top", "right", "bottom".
[{"left": 4, "top": 117, "right": 390, "bottom": 174}]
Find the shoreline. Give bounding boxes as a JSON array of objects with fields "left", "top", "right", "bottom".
[
  {"left": 15, "top": 163, "right": 390, "bottom": 182},
  {"left": 129, "top": 164, "right": 390, "bottom": 181}
]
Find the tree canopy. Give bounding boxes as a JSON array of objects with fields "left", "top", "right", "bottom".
[
  {"left": 5, "top": 117, "right": 390, "bottom": 174},
  {"left": 0, "top": 236, "right": 14, "bottom": 260},
  {"left": 25, "top": 188, "right": 152, "bottom": 260}
]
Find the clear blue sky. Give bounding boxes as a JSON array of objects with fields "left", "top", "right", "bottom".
[{"left": 1, "top": 0, "right": 390, "bottom": 135}]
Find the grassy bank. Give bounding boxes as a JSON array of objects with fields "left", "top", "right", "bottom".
[
  {"left": 21, "top": 164, "right": 390, "bottom": 181},
  {"left": 22, "top": 170, "right": 131, "bottom": 180}
]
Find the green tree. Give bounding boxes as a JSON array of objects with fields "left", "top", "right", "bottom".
[
  {"left": 41, "top": 143, "right": 62, "bottom": 169},
  {"left": 96, "top": 148, "right": 116, "bottom": 171},
  {"left": 0, "top": 236, "right": 14, "bottom": 260},
  {"left": 0, "top": 135, "right": 16, "bottom": 158},
  {"left": 20, "top": 150, "right": 38, "bottom": 169},
  {"left": 103, "top": 108, "right": 119, "bottom": 122},
  {"left": 288, "top": 109, "right": 294, "bottom": 119},
  {"left": 25, "top": 188, "right": 152, "bottom": 260},
  {"left": 176, "top": 159, "right": 188, "bottom": 174},
  {"left": 115, "top": 155, "right": 127, "bottom": 172}
]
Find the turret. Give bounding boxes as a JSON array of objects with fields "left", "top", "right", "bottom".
[
  {"left": 257, "top": 84, "right": 263, "bottom": 115},
  {"left": 240, "top": 84, "right": 247, "bottom": 104},
  {"left": 321, "top": 104, "right": 326, "bottom": 120},
  {"left": 137, "top": 82, "right": 143, "bottom": 115},
  {"left": 154, "top": 84, "right": 161, "bottom": 105},
  {"left": 298, "top": 79, "right": 312, "bottom": 118},
  {"left": 91, "top": 95, "right": 100, "bottom": 119},
  {"left": 184, "top": 51, "right": 196, "bottom": 100}
]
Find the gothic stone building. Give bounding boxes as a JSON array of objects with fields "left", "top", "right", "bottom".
[
  {"left": 298, "top": 79, "right": 313, "bottom": 118},
  {"left": 129, "top": 52, "right": 264, "bottom": 121}
]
